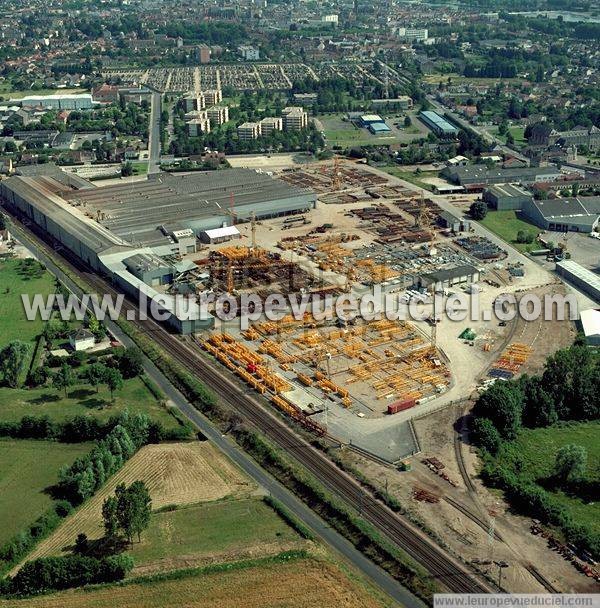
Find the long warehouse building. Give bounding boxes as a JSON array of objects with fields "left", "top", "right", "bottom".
[{"left": 0, "top": 169, "right": 316, "bottom": 333}]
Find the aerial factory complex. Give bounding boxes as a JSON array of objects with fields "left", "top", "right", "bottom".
[{"left": 0, "top": 0, "right": 598, "bottom": 605}]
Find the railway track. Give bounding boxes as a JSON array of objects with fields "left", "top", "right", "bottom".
[
  {"left": 11, "top": 218, "right": 494, "bottom": 595},
  {"left": 453, "top": 405, "right": 477, "bottom": 494},
  {"left": 525, "top": 564, "right": 560, "bottom": 593},
  {"left": 443, "top": 496, "right": 503, "bottom": 542}
]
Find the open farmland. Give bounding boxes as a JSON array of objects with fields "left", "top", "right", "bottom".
[
  {"left": 0, "top": 556, "right": 391, "bottom": 608},
  {"left": 0, "top": 440, "right": 91, "bottom": 546},
  {"left": 12, "top": 442, "right": 253, "bottom": 570}
]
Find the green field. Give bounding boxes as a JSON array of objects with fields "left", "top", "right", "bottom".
[
  {"left": 508, "top": 126, "right": 526, "bottom": 145},
  {"left": 320, "top": 114, "right": 396, "bottom": 147},
  {"left": 0, "top": 376, "right": 179, "bottom": 430},
  {"left": 130, "top": 161, "right": 149, "bottom": 175},
  {"left": 0, "top": 258, "right": 181, "bottom": 430},
  {"left": 479, "top": 210, "right": 540, "bottom": 252},
  {"left": 130, "top": 498, "right": 300, "bottom": 566},
  {"left": 0, "top": 439, "right": 91, "bottom": 545},
  {"left": 497, "top": 422, "right": 600, "bottom": 533},
  {"left": 0, "top": 258, "right": 55, "bottom": 354},
  {"left": 379, "top": 166, "right": 440, "bottom": 191}
]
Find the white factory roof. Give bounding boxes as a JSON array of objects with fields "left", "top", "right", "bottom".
[
  {"left": 580, "top": 309, "right": 600, "bottom": 339},
  {"left": 203, "top": 225, "right": 241, "bottom": 239}
]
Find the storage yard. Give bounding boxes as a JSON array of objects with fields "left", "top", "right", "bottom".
[
  {"left": 202, "top": 313, "right": 450, "bottom": 426},
  {"left": 0, "top": 158, "right": 578, "bottom": 460}
]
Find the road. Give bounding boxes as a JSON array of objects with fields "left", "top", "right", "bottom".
[
  {"left": 147, "top": 91, "right": 162, "bottom": 175},
  {"left": 9, "top": 222, "right": 424, "bottom": 608},
  {"left": 8, "top": 216, "right": 494, "bottom": 597}
]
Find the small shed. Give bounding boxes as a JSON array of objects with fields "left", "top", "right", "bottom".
[{"left": 200, "top": 225, "right": 241, "bottom": 244}]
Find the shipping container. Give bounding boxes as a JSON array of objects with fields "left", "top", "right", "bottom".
[{"left": 387, "top": 398, "right": 416, "bottom": 415}]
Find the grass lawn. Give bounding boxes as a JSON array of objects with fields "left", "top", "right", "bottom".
[
  {"left": 320, "top": 114, "right": 396, "bottom": 147},
  {"left": 0, "top": 376, "right": 180, "bottom": 431},
  {"left": 508, "top": 126, "right": 526, "bottom": 145},
  {"left": 479, "top": 210, "right": 540, "bottom": 252},
  {"left": 130, "top": 498, "right": 300, "bottom": 566},
  {"left": 0, "top": 439, "right": 91, "bottom": 546},
  {"left": 379, "top": 165, "right": 439, "bottom": 191},
  {"left": 500, "top": 422, "right": 600, "bottom": 533},
  {"left": 130, "top": 161, "right": 149, "bottom": 175},
  {"left": 0, "top": 258, "right": 55, "bottom": 354}
]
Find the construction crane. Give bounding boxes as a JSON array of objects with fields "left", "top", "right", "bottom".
[
  {"left": 415, "top": 191, "right": 432, "bottom": 228},
  {"left": 225, "top": 191, "right": 237, "bottom": 225},
  {"left": 250, "top": 211, "right": 257, "bottom": 250},
  {"left": 226, "top": 262, "right": 234, "bottom": 293},
  {"left": 332, "top": 156, "right": 342, "bottom": 191}
]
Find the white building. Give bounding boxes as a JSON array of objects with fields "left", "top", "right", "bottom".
[
  {"left": 237, "top": 122, "right": 262, "bottom": 140},
  {"left": 207, "top": 106, "right": 229, "bottom": 126},
  {"left": 187, "top": 118, "right": 211, "bottom": 136},
  {"left": 18, "top": 94, "right": 93, "bottom": 110},
  {"left": 260, "top": 116, "right": 283, "bottom": 135},
  {"left": 183, "top": 93, "right": 206, "bottom": 112},
  {"left": 238, "top": 45, "right": 260, "bottom": 60},
  {"left": 580, "top": 309, "right": 600, "bottom": 346},
  {"left": 200, "top": 225, "right": 241, "bottom": 244},
  {"left": 203, "top": 89, "right": 223, "bottom": 106},
  {"left": 397, "top": 27, "right": 428, "bottom": 42},
  {"left": 69, "top": 328, "right": 95, "bottom": 351}
]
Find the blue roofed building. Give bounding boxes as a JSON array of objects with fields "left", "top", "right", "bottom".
[{"left": 419, "top": 111, "right": 459, "bottom": 138}]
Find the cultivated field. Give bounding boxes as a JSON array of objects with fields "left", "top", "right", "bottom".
[
  {"left": 12, "top": 442, "right": 253, "bottom": 569},
  {"left": 0, "top": 440, "right": 91, "bottom": 546},
  {"left": 0, "top": 558, "right": 391, "bottom": 608}
]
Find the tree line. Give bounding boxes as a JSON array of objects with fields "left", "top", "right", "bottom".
[{"left": 471, "top": 341, "right": 600, "bottom": 559}]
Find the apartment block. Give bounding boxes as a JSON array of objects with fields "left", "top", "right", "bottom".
[
  {"left": 207, "top": 105, "right": 229, "bottom": 126},
  {"left": 183, "top": 93, "right": 206, "bottom": 112},
  {"left": 187, "top": 118, "right": 211, "bottom": 137},
  {"left": 282, "top": 107, "right": 308, "bottom": 131},
  {"left": 260, "top": 116, "right": 283, "bottom": 135},
  {"left": 237, "top": 122, "right": 262, "bottom": 140},
  {"left": 203, "top": 89, "right": 223, "bottom": 105}
]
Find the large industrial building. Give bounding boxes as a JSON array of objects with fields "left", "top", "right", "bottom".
[
  {"left": 442, "top": 165, "right": 563, "bottom": 188},
  {"left": 418, "top": 111, "right": 459, "bottom": 138},
  {"left": 521, "top": 196, "right": 600, "bottom": 232},
  {"left": 17, "top": 94, "right": 94, "bottom": 110},
  {"left": 0, "top": 169, "right": 316, "bottom": 333},
  {"left": 555, "top": 260, "right": 600, "bottom": 303},
  {"left": 483, "top": 184, "right": 533, "bottom": 211}
]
